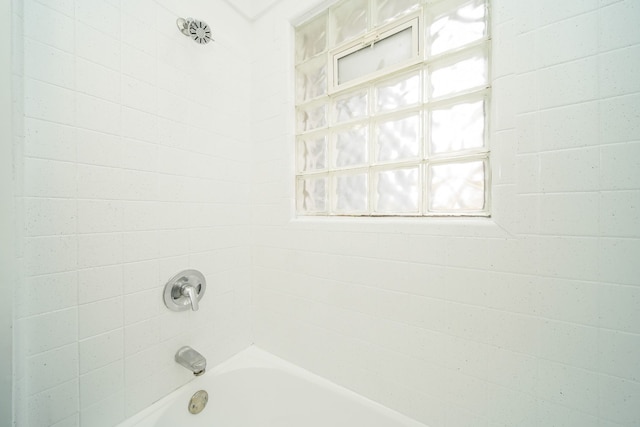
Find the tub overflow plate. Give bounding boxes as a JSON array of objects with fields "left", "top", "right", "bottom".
[{"left": 188, "top": 390, "right": 208, "bottom": 415}]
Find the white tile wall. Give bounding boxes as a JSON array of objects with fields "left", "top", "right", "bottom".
[
  {"left": 12, "top": 0, "right": 640, "bottom": 426},
  {"left": 14, "top": 0, "right": 253, "bottom": 425},
  {"left": 250, "top": 0, "right": 640, "bottom": 426}
]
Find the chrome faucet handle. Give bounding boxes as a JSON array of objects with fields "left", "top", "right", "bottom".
[
  {"left": 181, "top": 284, "right": 199, "bottom": 311},
  {"left": 163, "top": 270, "right": 206, "bottom": 312}
]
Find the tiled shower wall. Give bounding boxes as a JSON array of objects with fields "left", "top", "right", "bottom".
[
  {"left": 13, "top": 0, "right": 253, "bottom": 425},
  {"left": 251, "top": 0, "right": 640, "bottom": 426}
]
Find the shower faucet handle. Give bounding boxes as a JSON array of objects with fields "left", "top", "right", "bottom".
[
  {"left": 181, "top": 283, "right": 199, "bottom": 311},
  {"left": 163, "top": 270, "right": 207, "bottom": 312}
]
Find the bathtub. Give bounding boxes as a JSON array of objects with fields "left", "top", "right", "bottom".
[{"left": 118, "top": 346, "right": 427, "bottom": 427}]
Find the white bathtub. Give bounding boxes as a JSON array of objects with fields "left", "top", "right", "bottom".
[{"left": 118, "top": 346, "right": 428, "bottom": 427}]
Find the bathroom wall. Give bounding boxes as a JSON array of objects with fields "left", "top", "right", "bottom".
[
  {"left": 1, "top": 0, "right": 16, "bottom": 423},
  {"left": 251, "top": 0, "right": 640, "bottom": 426},
  {"left": 14, "top": 0, "right": 253, "bottom": 425}
]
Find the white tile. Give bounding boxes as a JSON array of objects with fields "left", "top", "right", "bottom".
[
  {"left": 122, "top": 107, "right": 158, "bottom": 143},
  {"left": 539, "top": 320, "right": 599, "bottom": 371},
  {"left": 599, "top": 45, "right": 640, "bottom": 98},
  {"left": 34, "top": 0, "right": 75, "bottom": 16},
  {"left": 487, "top": 347, "right": 537, "bottom": 393},
  {"left": 537, "top": 236, "right": 599, "bottom": 281},
  {"left": 599, "top": 374, "right": 640, "bottom": 425},
  {"left": 24, "top": 0, "right": 75, "bottom": 52},
  {"left": 79, "top": 328, "right": 124, "bottom": 374},
  {"left": 78, "top": 265, "right": 123, "bottom": 304},
  {"left": 538, "top": 12, "right": 598, "bottom": 67},
  {"left": 25, "top": 308, "right": 77, "bottom": 356},
  {"left": 27, "top": 343, "right": 78, "bottom": 395},
  {"left": 539, "top": 0, "right": 598, "bottom": 25},
  {"left": 540, "top": 192, "right": 599, "bottom": 236},
  {"left": 536, "top": 360, "right": 599, "bottom": 415},
  {"left": 486, "top": 384, "right": 537, "bottom": 427},
  {"left": 51, "top": 413, "right": 80, "bottom": 427},
  {"left": 75, "top": 58, "right": 121, "bottom": 104},
  {"left": 77, "top": 200, "right": 123, "bottom": 234},
  {"left": 78, "top": 297, "right": 123, "bottom": 339},
  {"left": 76, "top": 21, "right": 120, "bottom": 71},
  {"left": 598, "top": 330, "right": 640, "bottom": 382},
  {"left": 600, "top": 142, "right": 640, "bottom": 190},
  {"left": 599, "top": 0, "right": 640, "bottom": 52},
  {"left": 535, "top": 277, "right": 599, "bottom": 326},
  {"left": 540, "top": 148, "right": 599, "bottom": 193},
  {"left": 76, "top": 128, "right": 122, "bottom": 168},
  {"left": 599, "top": 284, "right": 640, "bottom": 334},
  {"left": 600, "top": 94, "right": 640, "bottom": 144},
  {"left": 486, "top": 310, "right": 539, "bottom": 355},
  {"left": 24, "top": 197, "right": 76, "bottom": 236},
  {"left": 25, "top": 235, "right": 77, "bottom": 276},
  {"left": 124, "top": 343, "right": 166, "bottom": 387},
  {"left": 538, "top": 57, "right": 599, "bottom": 109},
  {"left": 600, "top": 190, "right": 640, "bottom": 237},
  {"left": 76, "top": 93, "right": 121, "bottom": 135},
  {"left": 75, "top": 0, "right": 120, "bottom": 39},
  {"left": 27, "top": 379, "right": 79, "bottom": 427},
  {"left": 515, "top": 154, "right": 540, "bottom": 193},
  {"left": 121, "top": 44, "right": 157, "bottom": 84},
  {"left": 122, "top": 75, "right": 157, "bottom": 113},
  {"left": 157, "top": 229, "right": 190, "bottom": 258},
  {"left": 487, "top": 237, "right": 538, "bottom": 276},
  {"left": 24, "top": 118, "right": 77, "bottom": 162},
  {"left": 123, "top": 260, "right": 160, "bottom": 294},
  {"left": 121, "top": 201, "right": 160, "bottom": 231},
  {"left": 120, "top": 139, "right": 158, "bottom": 172},
  {"left": 24, "top": 39, "right": 75, "bottom": 88},
  {"left": 538, "top": 102, "right": 599, "bottom": 151},
  {"left": 121, "top": 170, "right": 158, "bottom": 201},
  {"left": 79, "top": 361, "right": 123, "bottom": 409},
  {"left": 77, "top": 164, "right": 123, "bottom": 200},
  {"left": 124, "top": 318, "right": 161, "bottom": 356},
  {"left": 122, "top": 231, "right": 159, "bottom": 262},
  {"left": 18, "top": 272, "right": 78, "bottom": 318},
  {"left": 123, "top": 289, "right": 159, "bottom": 325},
  {"left": 536, "top": 400, "right": 599, "bottom": 427},
  {"left": 600, "top": 238, "right": 640, "bottom": 285},
  {"left": 78, "top": 233, "right": 123, "bottom": 269},
  {"left": 121, "top": 12, "right": 157, "bottom": 56},
  {"left": 80, "top": 391, "right": 124, "bottom": 427},
  {"left": 24, "top": 78, "right": 75, "bottom": 125},
  {"left": 24, "top": 158, "right": 76, "bottom": 198}
]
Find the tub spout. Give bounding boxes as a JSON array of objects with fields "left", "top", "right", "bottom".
[{"left": 175, "top": 346, "right": 207, "bottom": 376}]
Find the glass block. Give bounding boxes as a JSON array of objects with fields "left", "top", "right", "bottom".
[
  {"left": 430, "top": 99, "right": 485, "bottom": 155},
  {"left": 330, "top": 0, "right": 368, "bottom": 47},
  {"left": 297, "top": 103, "right": 328, "bottom": 133},
  {"left": 333, "top": 172, "right": 368, "bottom": 213},
  {"left": 333, "top": 89, "right": 368, "bottom": 123},
  {"left": 375, "top": 167, "right": 420, "bottom": 213},
  {"left": 375, "top": 71, "right": 421, "bottom": 113},
  {"left": 376, "top": 0, "right": 420, "bottom": 25},
  {"left": 296, "top": 13, "right": 327, "bottom": 63},
  {"left": 334, "top": 125, "right": 368, "bottom": 168},
  {"left": 375, "top": 113, "right": 420, "bottom": 162},
  {"left": 429, "top": 50, "right": 488, "bottom": 99},
  {"left": 297, "top": 176, "right": 328, "bottom": 213},
  {"left": 337, "top": 27, "right": 413, "bottom": 85},
  {"left": 296, "top": 56, "right": 327, "bottom": 103},
  {"left": 428, "top": 0, "right": 486, "bottom": 57},
  {"left": 297, "top": 135, "right": 328, "bottom": 172},
  {"left": 429, "top": 160, "right": 485, "bottom": 211}
]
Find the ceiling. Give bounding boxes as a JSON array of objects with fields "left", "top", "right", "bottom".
[{"left": 222, "top": 0, "right": 283, "bottom": 21}]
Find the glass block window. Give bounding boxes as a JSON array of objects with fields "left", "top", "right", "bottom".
[{"left": 295, "top": 0, "right": 491, "bottom": 216}]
